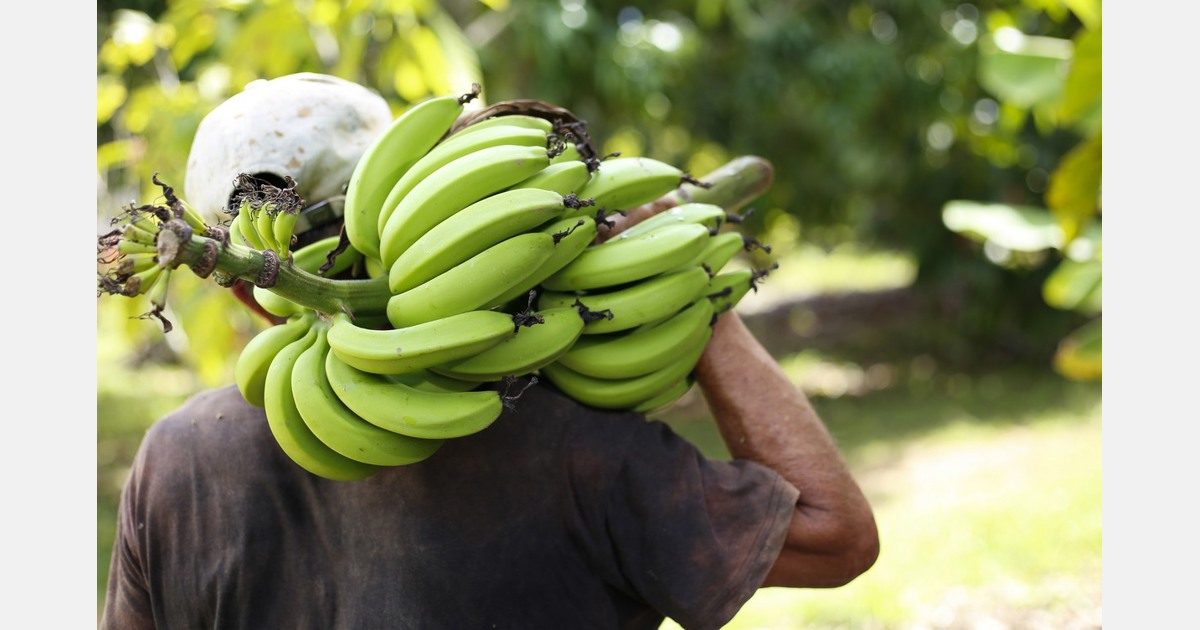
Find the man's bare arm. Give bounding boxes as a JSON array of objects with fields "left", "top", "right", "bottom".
[
  {"left": 599, "top": 155, "right": 877, "bottom": 587},
  {"left": 693, "top": 313, "right": 879, "bottom": 588}
]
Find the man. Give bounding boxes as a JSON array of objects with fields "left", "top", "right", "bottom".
[{"left": 101, "top": 74, "right": 878, "bottom": 629}]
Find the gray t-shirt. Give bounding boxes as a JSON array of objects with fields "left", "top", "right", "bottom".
[{"left": 101, "top": 380, "right": 799, "bottom": 630}]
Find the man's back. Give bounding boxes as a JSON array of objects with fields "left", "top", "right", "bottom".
[{"left": 101, "top": 379, "right": 797, "bottom": 630}]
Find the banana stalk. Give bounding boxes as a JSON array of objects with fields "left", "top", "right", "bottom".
[
  {"left": 153, "top": 220, "right": 392, "bottom": 318},
  {"left": 105, "top": 156, "right": 772, "bottom": 324}
]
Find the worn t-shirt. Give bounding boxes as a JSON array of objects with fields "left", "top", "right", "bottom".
[{"left": 101, "top": 379, "right": 799, "bottom": 630}]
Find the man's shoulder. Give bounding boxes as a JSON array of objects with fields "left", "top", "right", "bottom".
[
  {"left": 139, "top": 385, "right": 269, "bottom": 463},
  {"left": 489, "top": 378, "right": 661, "bottom": 446}
]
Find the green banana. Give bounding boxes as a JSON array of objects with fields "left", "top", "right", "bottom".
[
  {"left": 326, "top": 310, "right": 516, "bottom": 375},
  {"left": 387, "top": 188, "right": 567, "bottom": 294},
  {"left": 510, "top": 160, "right": 592, "bottom": 196},
  {"left": 117, "top": 239, "right": 159, "bottom": 256},
  {"left": 254, "top": 203, "right": 282, "bottom": 253},
  {"left": 683, "top": 229, "right": 747, "bottom": 272},
  {"left": 234, "top": 313, "right": 315, "bottom": 407},
  {"left": 633, "top": 377, "right": 695, "bottom": 414},
  {"left": 290, "top": 235, "right": 363, "bottom": 277},
  {"left": 272, "top": 208, "right": 299, "bottom": 258},
  {"left": 387, "top": 232, "right": 557, "bottom": 328},
  {"left": 385, "top": 370, "right": 484, "bottom": 394},
  {"left": 540, "top": 222, "right": 712, "bottom": 292},
  {"left": 121, "top": 222, "right": 157, "bottom": 246},
  {"left": 706, "top": 267, "right": 767, "bottom": 315},
  {"left": 119, "top": 264, "right": 163, "bottom": 296},
  {"left": 263, "top": 327, "right": 380, "bottom": 481},
  {"left": 325, "top": 350, "right": 505, "bottom": 440},
  {"left": 610, "top": 203, "right": 728, "bottom": 241},
  {"left": 549, "top": 140, "right": 582, "bottom": 165},
  {"left": 232, "top": 200, "right": 265, "bottom": 250},
  {"left": 431, "top": 307, "right": 585, "bottom": 381},
  {"left": 113, "top": 252, "right": 158, "bottom": 276},
  {"left": 375, "top": 125, "right": 552, "bottom": 236},
  {"left": 343, "top": 90, "right": 475, "bottom": 261},
  {"left": 144, "top": 266, "right": 172, "bottom": 311},
  {"left": 572, "top": 156, "right": 690, "bottom": 214},
  {"left": 540, "top": 328, "right": 712, "bottom": 410},
  {"left": 556, "top": 297, "right": 714, "bottom": 379},
  {"left": 451, "top": 114, "right": 554, "bottom": 137},
  {"left": 253, "top": 285, "right": 306, "bottom": 319},
  {"left": 538, "top": 265, "right": 711, "bottom": 335},
  {"left": 488, "top": 214, "right": 598, "bottom": 307},
  {"left": 291, "top": 325, "right": 445, "bottom": 466},
  {"left": 225, "top": 209, "right": 247, "bottom": 248},
  {"left": 378, "top": 144, "right": 551, "bottom": 267}
]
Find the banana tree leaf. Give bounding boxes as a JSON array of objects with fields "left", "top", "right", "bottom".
[
  {"left": 942, "top": 200, "right": 1063, "bottom": 252},
  {"left": 1053, "top": 317, "right": 1102, "bottom": 381},
  {"left": 978, "top": 28, "right": 1073, "bottom": 109},
  {"left": 1063, "top": 0, "right": 1102, "bottom": 30},
  {"left": 1060, "top": 26, "right": 1101, "bottom": 130},
  {"left": 1047, "top": 133, "right": 1102, "bottom": 243},
  {"left": 1043, "top": 257, "right": 1102, "bottom": 315}
]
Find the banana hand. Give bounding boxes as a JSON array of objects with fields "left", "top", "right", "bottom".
[
  {"left": 263, "top": 327, "right": 380, "bottom": 481},
  {"left": 538, "top": 265, "right": 711, "bottom": 335},
  {"left": 344, "top": 87, "right": 479, "bottom": 261},
  {"left": 378, "top": 144, "right": 551, "bottom": 268},
  {"left": 235, "top": 313, "right": 315, "bottom": 407},
  {"left": 291, "top": 325, "right": 445, "bottom": 466},
  {"left": 387, "top": 232, "right": 557, "bottom": 328},
  {"left": 326, "top": 310, "right": 517, "bottom": 375},
  {"left": 325, "top": 350, "right": 505, "bottom": 440},
  {"left": 388, "top": 188, "right": 566, "bottom": 294},
  {"left": 431, "top": 307, "right": 585, "bottom": 381}
]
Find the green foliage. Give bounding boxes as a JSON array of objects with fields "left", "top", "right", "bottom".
[
  {"left": 659, "top": 365, "right": 1102, "bottom": 628},
  {"left": 98, "top": 0, "right": 1100, "bottom": 379},
  {"left": 942, "top": 5, "right": 1100, "bottom": 380},
  {"left": 97, "top": 0, "right": 485, "bottom": 389}
]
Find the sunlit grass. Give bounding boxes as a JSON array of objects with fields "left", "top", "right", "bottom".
[{"left": 656, "top": 371, "right": 1102, "bottom": 630}]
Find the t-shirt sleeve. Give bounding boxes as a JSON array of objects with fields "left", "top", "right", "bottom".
[
  {"left": 567, "top": 414, "right": 800, "bottom": 630},
  {"left": 99, "top": 425, "right": 158, "bottom": 630}
]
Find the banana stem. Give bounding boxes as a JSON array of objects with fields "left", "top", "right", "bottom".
[
  {"left": 599, "top": 155, "right": 775, "bottom": 242},
  {"left": 136, "top": 155, "right": 772, "bottom": 316},
  {"left": 155, "top": 220, "right": 391, "bottom": 317}
]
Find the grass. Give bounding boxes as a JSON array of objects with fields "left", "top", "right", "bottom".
[{"left": 654, "top": 364, "right": 1102, "bottom": 630}]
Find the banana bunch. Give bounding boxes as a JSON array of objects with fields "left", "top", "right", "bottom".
[
  {"left": 102, "top": 85, "right": 782, "bottom": 481},
  {"left": 234, "top": 311, "right": 519, "bottom": 481},
  {"left": 225, "top": 175, "right": 304, "bottom": 259},
  {"left": 532, "top": 202, "right": 776, "bottom": 412}
]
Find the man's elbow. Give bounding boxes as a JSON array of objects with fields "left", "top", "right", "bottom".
[
  {"left": 766, "top": 510, "right": 880, "bottom": 588},
  {"left": 825, "top": 521, "right": 880, "bottom": 587}
]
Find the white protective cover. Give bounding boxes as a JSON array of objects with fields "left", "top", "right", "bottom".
[{"left": 184, "top": 73, "right": 393, "bottom": 225}]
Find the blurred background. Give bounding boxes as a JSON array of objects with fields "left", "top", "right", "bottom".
[{"left": 96, "top": 0, "right": 1101, "bottom": 627}]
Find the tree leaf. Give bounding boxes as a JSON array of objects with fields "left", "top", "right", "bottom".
[
  {"left": 942, "top": 200, "right": 1063, "bottom": 252},
  {"left": 977, "top": 28, "right": 1073, "bottom": 109},
  {"left": 1043, "top": 257, "right": 1102, "bottom": 314},
  {"left": 1053, "top": 317, "right": 1102, "bottom": 381},
  {"left": 1059, "top": 26, "right": 1101, "bottom": 127},
  {"left": 1046, "top": 133, "right": 1102, "bottom": 242},
  {"left": 1062, "top": 0, "right": 1102, "bottom": 30}
]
